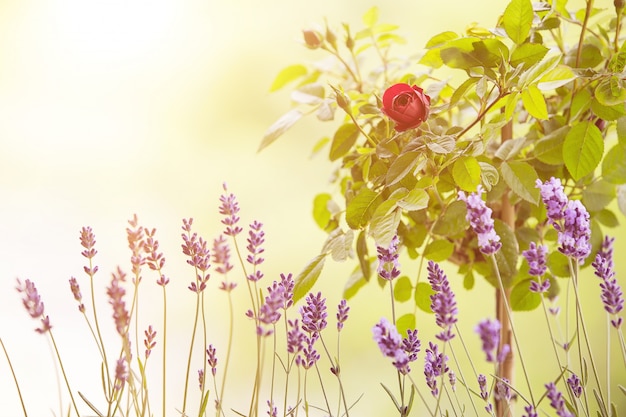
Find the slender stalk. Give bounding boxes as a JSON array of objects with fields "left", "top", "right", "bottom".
[
  {"left": 181, "top": 277, "right": 202, "bottom": 415},
  {"left": 48, "top": 331, "right": 80, "bottom": 416},
  {"left": 448, "top": 339, "right": 480, "bottom": 417},
  {"left": 217, "top": 286, "right": 235, "bottom": 417},
  {"left": 161, "top": 285, "right": 168, "bottom": 417},
  {"left": 87, "top": 259, "right": 113, "bottom": 397},
  {"left": 1, "top": 338, "right": 29, "bottom": 417}
]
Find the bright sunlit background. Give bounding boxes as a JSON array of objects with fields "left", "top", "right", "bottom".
[{"left": 1, "top": 0, "right": 623, "bottom": 416}]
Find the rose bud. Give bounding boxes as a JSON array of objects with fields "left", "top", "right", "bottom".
[
  {"left": 303, "top": 30, "right": 323, "bottom": 49},
  {"left": 381, "top": 83, "right": 431, "bottom": 132}
]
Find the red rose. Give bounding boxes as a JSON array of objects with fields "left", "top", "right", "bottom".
[{"left": 381, "top": 83, "right": 431, "bottom": 132}]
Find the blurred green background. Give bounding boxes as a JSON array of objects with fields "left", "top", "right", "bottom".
[{"left": 0, "top": 0, "right": 623, "bottom": 415}]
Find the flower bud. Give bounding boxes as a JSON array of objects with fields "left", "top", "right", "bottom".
[
  {"left": 303, "top": 30, "right": 323, "bottom": 49},
  {"left": 615, "top": 0, "right": 625, "bottom": 10},
  {"left": 331, "top": 85, "right": 351, "bottom": 114}
]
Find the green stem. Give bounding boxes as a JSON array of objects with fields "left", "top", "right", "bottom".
[
  {"left": 48, "top": 331, "right": 80, "bottom": 416},
  {"left": 0, "top": 338, "right": 29, "bottom": 417}
]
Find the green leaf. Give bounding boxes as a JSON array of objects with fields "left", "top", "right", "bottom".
[
  {"left": 519, "top": 52, "right": 561, "bottom": 87},
  {"left": 510, "top": 43, "right": 549, "bottom": 69},
  {"left": 394, "top": 276, "right": 413, "bottom": 303},
  {"left": 396, "top": 313, "right": 416, "bottom": 336},
  {"left": 563, "top": 122, "right": 604, "bottom": 181},
  {"left": 343, "top": 264, "right": 368, "bottom": 299},
  {"left": 397, "top": 187, "right": 429, "bottom": 211},
  {"left": 479, "top": 161, "right": 500, "bottom": 190},
  {"left": 433, "top": 200, "right": 470, "bottom": 237},
  {"left": 582, "top": 180, "right": 616, "bottom": 211},
  {"left": 440, "top": 38, "right": 483, "bottom": 69},
  {"left": 495, "top": 137, "right": 527, "bottom": 161},
  {"left": 322, "top": 228, "right": 354, "bottom": 262},
  {"left": 602, "top": 144, "right": 626, "bottom": 184},
  {"left": 329, "top": 123, "right": 360, "bottom": 161},
  {"left": 199, "top": 389, "right": 211, "bottom": 416},
  {"left": 363, "top": 6, "right": 379, "bottom": 28},
  {"left": 269, "top": 64, "right": 308, "bottom": 92},
  {"left": 414, "top": 282, "right": 435, "bottom": 313},
  {"left": 452, "top": 156, "right": 481, "bottom": 192},
  {"left": 521, "top": 85, "right": 549, "bottom": 120},
  {"left": 346, "top": 187, "right": 381, "bottom": 229},
  {"left": 547, "top": 251, "right": 570, "bottom": 277},
  {"left": 259, "top": 109, "right": 304, "bottom": 152},
  {"left": 356, "top": 230, "right": 371, "bottom": 282},
  {"left": 425, "top": 31, "right": 458, "bottom": 48},
  {"left": 538, "top": 65, "right": 576, "bottom": 90},
  {"left": 618, "top": 116, "right": 626, "bottom": 147},
  {"left": 571, "top": 89, "right": 592, "bottom": 120},
  {"left": 312, "top": 193, "right": 332, "bottom": 229},
  {"left": 596, "top": 209, "right": 619, "bottom": 228},
  {"left": 500, "top": 161, "right": 540, "bottom": 204},
  {"left": 564, "top": 44, "right": 603, "bottom": 69},
  {"left": 534, "top": 126, "right": 568, "bottom": 165},
  {"left": 293, "top": 254, "right": 327, "bottom": 302},
  {"left": 386, "top": 151, "right": 420, "bottom": 186},
  {"left": 502, "top": 0, "right": 533, "bottom": 44},
  {"left": 450, "top": 77, "right": 479, "bottom": 108},
  {"left": 491, "top": 219, "right": 519, "bottom": 288},
  {"left": 591, "top": 98, "right": 626, "bottom": 121},
  {"left": 510, "top": 279, "right": 541, "bottom": 311},
  {"left": 423, "top": 239, "right": 454, "bottom": 262},
  {"left": 419, "top": 48, "right": 444, "bottom": 68},
  {"left": 370, "top": 205, "right": 402, "bottom": 248}
]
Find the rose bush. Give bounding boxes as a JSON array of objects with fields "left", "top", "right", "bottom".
[{"left": 380, "top": 83, "right": 431, "bottom": 131}]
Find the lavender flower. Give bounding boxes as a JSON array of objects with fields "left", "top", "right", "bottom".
[
  {"left": 267, "top": 400, "right": 277, "bottom": 417},
  {"left": 477, "top": 374, "right": 493, "bottom": 412},
  {"left": 115, "top": 358, "right": 128, "bottom": 391},
  {"left": 536, "top": 177, "right": 568, "bottom": 225},
  {"left": 558, "top": 200, "right": 591, "bottom": 263},
  {"left": 300, "top": 292, "right": 327, "bottom": 335},
  {"left": 144, "top": 325, "right": 156, "bottom": 358},
  {"left": 126, "top": 215, "right": 146, "bottom": 277},
  {"left": 336, "top": 299, "right": 350, "bottom": 331},
  {"left": 297, "top": 334, "right": 320, "bottom": 370},
  {"left": 475, "top": 318, "right": 509, "bottom": 363},
  {"left": 212, "top": 235, "right": 234, "bottom": 275},
  {"left": 427, "top": 261, "right": 458, "bottom": 341},
  {"left": 522, "top": 405, "right": 538, "bottom": 417},
  {"left": 107, "top": 267, "right": 129, "bottom": 337},
  {"left": 567, "top": 373, "right": 582, "bottom": 398},
  {"left": 257, "top": 281, "right": 286, "bottom": 335},
  {"left": 219, "top": 183, "right": 243, "bottom": 237},
  {"left": 377, "top": 234, "right": 401, "bottom": 280},
  {"left": 424, "top": 342, "right": 448, "bottom": 396},
  {"left": 16, "top": 278, "right": 52, "bottom": 334},
  {"left": 373, "top": 318, "right": 410, "bottom": 374},
  {"left": 287, "top": 319, "right": 305, "bottom": 354},
  {"left": 69, "top": 277, "right": 85, "bottom": 313},
  {"left": 206, "top": 344, "right": 218, "bottom": 377},
  {"left": 458, "top": 186, "right": 501, "bottom": 255},
  {"left": 546, "top": 382, "right": 574, "bottom": 417},
  {"left": 448, "top": 370, "right": 456, "bottom": 392},
  {"left": 592, "top": 236, "right": 624, "bottom": 328},
  {"left": 198, "top": 369, "right": 204, "bottom": 391},
  {"left": 495, "top": 378, "right": 511, "bottom": 402},
  {"left": 522, "top": 242, "right": 548, "bottom": 277},
  {"left": 402, "top": 329, "right": 421, "bottom": 363},
  {"left": 246, "top": 221, "right": 265, "bottom": 282},
  {"left": 181, "top": 218, "right": 211, "bottom": 292}
]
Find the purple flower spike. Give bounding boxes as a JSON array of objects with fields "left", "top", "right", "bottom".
[
  {"left": 219, "top": 183, "right": 243, "bottom": 237},
  {"left": 300, "top": 292, "right": 327, "bottom": 335},
  {"left": 287, "top": 319, "right": 305, "bottom": 354},
  {"left": 546, "top": 382, "right": 574, "bottom": 417},
  {"left": 298, "top": 334, "right": 320, "bottom": 370},
  {"left": 16, "top": 278, "right": 52, "bottom": 334},
  {"left": 478, "top": 374, "right": 492, "bottom": 412},
  {"left": 427, "top": 261, "right": 458, "bottom": 341},
  {"left": 336, "top": 299, "right": 350, "bottom": 331},
  {"left": 372, "top": 318, "right": 411, "bottom": 374},
  {"left": 424, "top": 342, "right": 448, "bottom": 396},
  {"left": 206, "top": 344, "right": 218, "bottom": 377},
  {"left": 558, "top": 200, "right": 591, "bottom": 263},
  {"left": 536, "top": 178, "right": 568, "bottom": 225},
  {"left": 377, "top": 235, "right": 401, "bottom": 280},
  {"left": 567, "top": 373, "right": 582, "bottom": 398},
  {"left": 475, "top": 318, "right": 509, "bottom": 363},
  {"left": 523, "top": 242, "right": 548, "bottom": 277},
  {"left": 592, "top": 236, "right": 624, "bottom": 329},
  {"left": 522, "top": 405, "right": 538, "bottom": 417},
  {"left": 458, "top": 186, "right": 501, "bottom": 255}
]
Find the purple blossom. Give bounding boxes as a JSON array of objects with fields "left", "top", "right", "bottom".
[
  {"left": 458, "top": 186, "right": 501, "bottom": 255},
  {"left": 287, "top": 319, "right": 305, "bottom": 354},
  {"left": 478, "top": 374, "right": 492, "bottom": 412},
  {"left": 69, "top": 277, "right": 85, "bottom": 313},
  {"left": 267, "top": 400, "right": 278, "bottom": 417},
  {"left": 212, "top": 235, "right": 234, "bottom": 275},
  {"left": 546, "top": 382, "right": 574, "bottom": 417},
  {"left": 567, "top": 373, "right": 582, "bottom": 398},
  {"left": 206, "top": 345, "right": 218, "bottom": 377},
  {"left": 495, "top": 378, "right": 511, "bottom": 402},
  {"left": 522, "top": 242, "right": 548, "bottom": 277},
  {"left": 448, "top": 370, "right": 456, "bottom": 392},
  {"left": 427, "top": 261, "right": 458, "bottom": 341},
  {"left": 107, "top": 267, "right": 129, "bottom": 337},
  {"left": 424, "top": 342, "right": 448, "bottom": 396},
  {"left": 297, "top": 334, "right": 320, "bottom": 369},
  {"left": 529, "top": 278, "right": 551, "bottom": 294},
  {"left": 336, "top": 299, "right": 350, "bottom": 331},
  {"left": 475, "top": 318, "right": 509, "bottom": 363},
  {"left": 592, "top": 236, "right": 623, "bottom": 328},
  {"left": 257, "top": 280, "right": 288, "bottom": 335},
  {"left": 144, "top": 325, "right": 156, "bottom": 358},
  {"left": 16, "top": 278, "right": 52, "bottom": 334},
  {"left": 372, "top": 318, "right": 412, "bottom": 374},
  {"left": 219, "top": 183, "right": 243, "bottom": 237},
  {"left": 377, "top": 235, "right": 401, "bottom": 280},
  {"left": 300, "top": 292, "right": 328, "bottom": 335},
  {"left": 558, "top": 200, "right": 591, "bottom": 263},
  {"left": 246, "top": 221, "right": 265, "bottom": 282},
  {"left": 198, "top": 369, "right": 204, "bottom": 391},
  {"left": 522, "top": 405, "right": 538, "bottom": 417},
  {"left": 536, "top": 178, "right": 568, "bottom": 225},
  {"left": 402, "top": 329, "right": 421, "bottom": 363},
  {"left": 115, "top": 358, "right": 128, "bottom": 391}
]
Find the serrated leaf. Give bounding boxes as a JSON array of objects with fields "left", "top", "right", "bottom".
[
  {"left": 563, "top": 121, "right": 604, "bottom": 181},
  {"left": 322, "top": 228, "right": 354, "bottom": 262},
  {"left": 538, "top": 65, "right": 576, "bottom": 90},
  {"left": 505, "top": 91, "right": 520, "bottom": 121},
  {"left": 426, "top": 135, "right": 456, "bottom": 154},
  {"left": 363, "top": 6, "right": 379, "bottom": 27},
  {"left": 510, "top": 43, "right": 549, "bottom": 69},
  {"left": 495, "top": 137, "right": 527, "bottom": 161},
  {"left": 433, "top": 200, "right": 469, "bottom": 237},
  {"left": 603, "top": 144, "right": 626, "bottom": 184},
  {"left": 502, "top": 0, "right": 533, "bottom": 44},
  {"left": 519, "top": 52, "right": 561, "bottom": 87},
  {"left": 425, "top": 31, "right": 458, "bottom": 48},
  {"left": 394, "top": 276, "right": 413, "bottom": 302},
  {"left": 582, "top": 180, "right": 616, "bottom": 211},
  {"left": 591, "top": 98, "right": 626, "bottom": 121},
  {"left": 370, "top": 200, "right": 402, "bottom": 247},
  {"left": 450, "top": 77, "right": 479, "bottom": 108},
  {"left": 510, "top": 279, "right": 541, "bottom": 311},
  {"left": 293, "top": 254, "right": 327, "bottom": 302},
  {"left": 386, "top": 151, "right": 420, "bottom": 186},
  {"left": 423, "top": 239, "right": 454, "bottom": 262},
  {"left": 396, "top": 313, "right": 416, "bottom": 337},
  {"left": 329, "top": 123, "right": 360, "bottom": 161},
  {"left": 571, "top": 89, "right": 592, "bottom": 120},
  {"left": 269, "top": 64, "right": 308, "bottom": 92},
  {"left": 356, "top": 230, "right": 371, "bottom": 282},
  {"left": 522, "top": 84, "right": 549, "bottom": 119},
  {"left": 346, "top": 187, "right": 381, "bottom": 229},
  {"left": 452, "top": 156, "right": 481, "bottom": 191},
  {"left": 397, "top": 187, "right": 429, "bottom": 211},
  {"left": 500, "top": 161, "right": 540, "bottom": 204},
  {"left": 534, "top": 126, "right": 568, "bottom": 165},
  {"left": 415, "top": 282, "right": 436, "bottom": 313},
  {"left": 259, "top": 109, "right": 304, "bottom": 152},
  {"left": 312, "top": 193, "right": 332, "bottom": 229}
]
